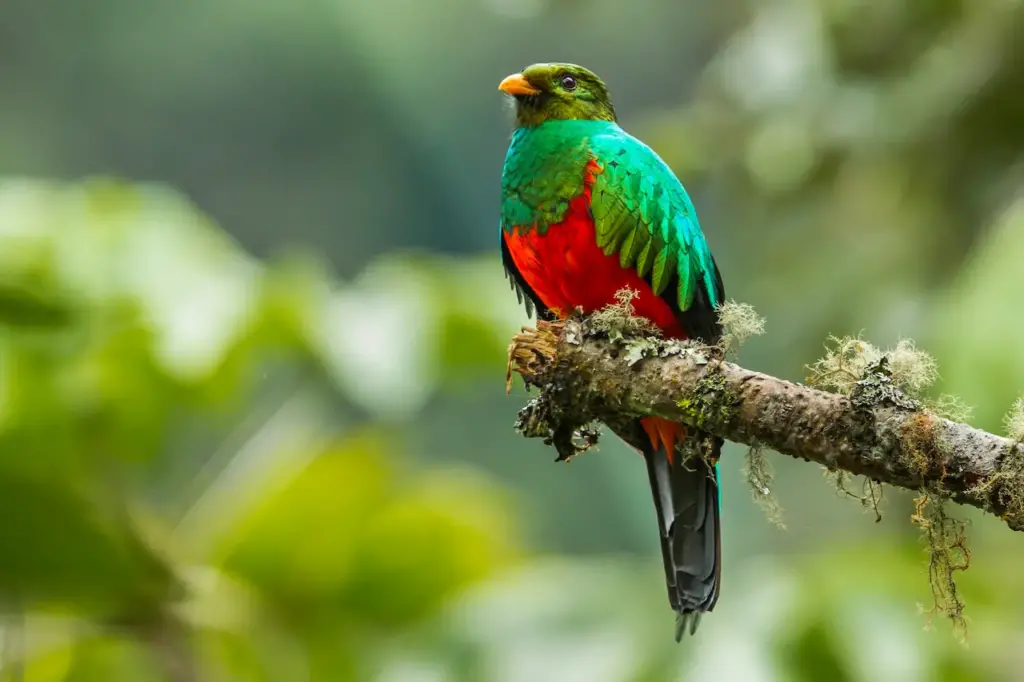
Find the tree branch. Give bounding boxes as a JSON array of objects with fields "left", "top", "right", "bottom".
[{"left": 507, "top": 317, "right": 1024, "bottom": 532}]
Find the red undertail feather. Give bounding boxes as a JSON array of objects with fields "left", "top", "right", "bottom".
[{"left": 641, "top": 418, "right": 685, "bottom": 466}]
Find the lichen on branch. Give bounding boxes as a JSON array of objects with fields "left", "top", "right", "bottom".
[
  {"left": 507, "top": 303, "right": 1024, "bottom": 638},
  {"left": 744, "top": 443, "right": 785, "bottom": 528},
  {"left": 717, "top": 300, "right": 766, "bottom": 357},
  {"left": 1005, "top": 397, "right": 1024, "bottom": 441},
  {"left": 506, "top": 312, "right": 1024, "bottom": 534}
]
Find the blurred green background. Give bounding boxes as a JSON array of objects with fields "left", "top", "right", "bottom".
[{"left": 0, "top": 0, "right": 1022, "bottom": 680}]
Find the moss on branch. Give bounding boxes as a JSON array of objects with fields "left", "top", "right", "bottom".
[
  {"left": 506, "top": 304, "right": 1024, "bottom": 636},
  {"left": 508, "top": 316, "right": 1024, "bottom": 531}
]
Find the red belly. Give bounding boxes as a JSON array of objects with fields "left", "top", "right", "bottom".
[
  {"left": 502, "top": 169, "right": 684, "bottom": 338},
  {"left": 503, "top": 160, "right": 687, "bottom": 457}
]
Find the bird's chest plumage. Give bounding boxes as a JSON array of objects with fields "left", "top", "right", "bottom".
[{"left": 500, "top": 125, "right": 684, "bottom": 338}]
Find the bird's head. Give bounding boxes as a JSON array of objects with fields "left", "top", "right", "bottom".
[{"left": 498, "top": 63, "right": 617, "bottom": 128}]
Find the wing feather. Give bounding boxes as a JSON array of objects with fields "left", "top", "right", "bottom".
[{"left": 589, "top": 130, "right": 724, "bottom": 342}]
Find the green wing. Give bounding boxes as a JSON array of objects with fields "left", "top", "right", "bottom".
[{"left": 588, "top": 129, "right": 724, "bottom": 342}]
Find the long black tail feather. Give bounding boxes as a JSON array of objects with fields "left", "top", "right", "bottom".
[{"left": 643, "top": 436, "right": 722, "bottom": 641}]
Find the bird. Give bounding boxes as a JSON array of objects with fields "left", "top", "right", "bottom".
[{"left": 497, "top": 63, "right": 726, "bottom": 639}]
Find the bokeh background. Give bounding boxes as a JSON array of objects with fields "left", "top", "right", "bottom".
[{"left": 0, "top": 0, "right": 1022, "bottom": 680}]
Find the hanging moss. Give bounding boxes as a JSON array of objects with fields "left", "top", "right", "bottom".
[
  {"left": 744, "top": 443, "right": 785, "bottom": 528},
  {"left": 911, "top": 493, "right": 970, "bottom": 642}
]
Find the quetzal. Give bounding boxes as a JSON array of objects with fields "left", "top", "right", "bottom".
[{"left": 497, "top": 63, "right": 726, "bottom": 639}]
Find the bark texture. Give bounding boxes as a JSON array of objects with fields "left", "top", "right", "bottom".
[{"left": 507, "top": 317, "right": 1024, "bottom": 533}]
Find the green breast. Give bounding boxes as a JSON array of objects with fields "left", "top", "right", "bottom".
[{"left": 500, "top": 120, "right": 610, "bottom": 235}]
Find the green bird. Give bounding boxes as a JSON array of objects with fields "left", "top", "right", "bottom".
[{"left": 497, "top": 63, "right": 726, "bottom": 639}]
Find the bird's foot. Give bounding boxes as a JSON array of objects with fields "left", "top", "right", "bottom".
[{"left": 505, "top": 319, "right": 565, "bottom": 393}]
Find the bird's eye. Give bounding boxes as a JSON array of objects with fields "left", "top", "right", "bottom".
[{"left": 560, "top": 75, "right": 577, "bottom": 91}]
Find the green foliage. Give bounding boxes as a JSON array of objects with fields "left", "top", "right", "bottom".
[
  {"left": 927, "top": 199, "right": 1024, "bottom": 433},
  {"left": 0, "top": 178, "right": 523, "bottom": 680},
  {"left": 0, "top": 472, "right": 177, "bottom": 617},
  {"left": 219, "top": 432, "right": 519, "bottom": 629}
]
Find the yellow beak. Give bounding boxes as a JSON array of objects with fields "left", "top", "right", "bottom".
[{"left": 498, "top": 73, "right": 541, "bottom": 96}]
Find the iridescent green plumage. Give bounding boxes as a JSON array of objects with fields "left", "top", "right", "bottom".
[{"left": 501, "top": 118, "right": 722, "bottom": 321}]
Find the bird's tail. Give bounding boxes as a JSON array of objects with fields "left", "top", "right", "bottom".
[{"left": 640, "top": 418, "right": 722, "bottom": 640}]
